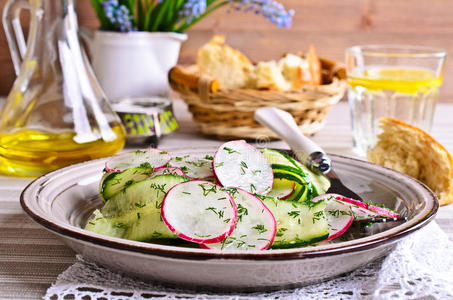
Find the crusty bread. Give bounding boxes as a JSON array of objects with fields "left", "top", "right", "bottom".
[
  {"left": 251, "top": 61, "right": 291, "bottom": 91},
  {"left": 197, "top": 36, "right": 322, "bottom": 91},
  {"left": 197, "top": 35, "right": 253, "bottom": 90},
  {"left": 307, "top": 45, "right": 322, "bottom": 86},
  {"left": 278, "top": 53, "right": 308, "bottom": 89},
  {"left": 368, "top": 117, "right": 453, "bottom": 206}
]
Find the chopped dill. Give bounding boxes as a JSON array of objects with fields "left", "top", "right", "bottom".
[
  {"left": 134, "top": 203, "right": 146, "bottom": 208},
  {"left": 288, "top": 210, "right": 300, "bottom": 218},
  {"left": 223, "top": 147, "right": 240, "bottom": 154},
  {"left": 252, "top": 224, "right": 267, "bottom": 234},
  {"left": 198, "top": 183, "right": 217, "bottom": 196}
]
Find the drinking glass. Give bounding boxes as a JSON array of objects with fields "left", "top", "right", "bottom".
[{"left": 345, "top": 45, "right": 446, "bottom": 156}]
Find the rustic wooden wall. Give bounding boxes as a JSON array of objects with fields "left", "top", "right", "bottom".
[{"left": 1, "top": 0, "right": 452, "bottom": 100}]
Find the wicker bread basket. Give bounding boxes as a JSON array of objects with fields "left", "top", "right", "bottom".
[{"left": 169, "top": 58, "right": 347, "bottom": 140}]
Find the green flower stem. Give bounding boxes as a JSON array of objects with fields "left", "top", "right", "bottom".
[{"left": 176, "top": 0, "right": 228, "bottom": 32}]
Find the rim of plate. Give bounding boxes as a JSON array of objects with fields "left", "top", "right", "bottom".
[{"left": 20, "top": 151, "right": 438, "bottom": 261}]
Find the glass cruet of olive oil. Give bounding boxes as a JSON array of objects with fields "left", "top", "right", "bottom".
[{"left": 1, "top": 0, "right": 126, "bottom": 177}]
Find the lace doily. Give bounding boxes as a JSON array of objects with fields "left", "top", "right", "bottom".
[{"left": 45, "top": 222, "right": 453, "bottom": 300}]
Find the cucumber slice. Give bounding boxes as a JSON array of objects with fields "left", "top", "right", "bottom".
[
  {"left": 291, "top": 159, "right": 330, "bottom": 195},
  {"left": 262, "top": 149, "right": 315, "bottom": 201},
  {"left": 201, "top": 188, "right": 276, "bottom": 251},
  {"left": 85, "top": 209, "right": 127, "bottom": 238},
  {"left": 105, "top": 149, "right": 171, "bottom": 172},
  {"left": 100, "top": 165, "right": 153, "bottom": 202},
  {"left": 101, "top": 174, "right": 188, "bottom": 218},
  {"left": 261, "top": 148, "right": 297, "bottom": 168},
  {"left": 262, "top": 148, "right": 330, "bottom": 197},
  {"left": 161, "top": 181, "right": 237, "bottom": 244},
  {"left": 260, "top": 197, "right": 329, "bottom": 249},
  {"left": 272, "top": 164, "right": 312, "bottom": 202},
  {"left": 213, "top": 141, "right": 273, "bottom": 195},
  {"left": 85, "top": 205, "right": 176, "bottom": 241}
]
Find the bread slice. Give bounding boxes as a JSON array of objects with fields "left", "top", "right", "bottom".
[
  {"left": 368, "top": 117, "right": 453, "bottom": 206},
  {"left": 307, "top": 45, "right": 322, "bottom": 86},
  {"left": 278, "top": 54, "right": 308, "bottom": 89},
  {"left": 251, "top": 61, "right": 292, "bottom": 91},
  {"left": 197, "top": 35, "right": 253, "bottom": 90}
]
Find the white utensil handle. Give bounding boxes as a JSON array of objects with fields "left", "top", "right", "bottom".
[{"left": 254, "top": 107, "right": 331, "bottom": 173}]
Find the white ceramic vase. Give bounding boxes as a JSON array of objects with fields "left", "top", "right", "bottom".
[{"left": 82, "top": 30, "right": 187, "bottom": 102}]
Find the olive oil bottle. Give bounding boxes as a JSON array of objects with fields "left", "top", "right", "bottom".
[{"left": 1, "top": 0, "right": 126, "bottom": 176}]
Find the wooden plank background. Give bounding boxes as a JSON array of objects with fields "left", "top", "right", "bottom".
[{"left": 0, "top": 0, "right": 452, "bottom": 101}]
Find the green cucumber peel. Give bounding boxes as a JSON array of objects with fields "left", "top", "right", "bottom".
[{"left": 270, "top": 233, "right": 329, "bottom": 249}]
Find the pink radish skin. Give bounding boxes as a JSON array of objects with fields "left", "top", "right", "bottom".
[
  {"left": 335, "top": 195, "right": 368, "bottom": 209},
  {"left": 153, "top": 166, "right": 185, "bottom": 176},
  {"left": 267, "top": 179, "right": 295, "bottom": 200},
  {"left": 200, "top": 188, "right": 277, "bottom": 251},
  {"left": 212, "top": 141, "right": 274, "bottom": 195},
  {"left": 368, "top": 205, "right": 400, "bottom": 218},
  {"left": 313, "top": 194, "right": 378, "bottom": 219},
  {"left": 317, "top": 196, "right": 354, "bottom": 241},
  {"left": 336, "top": 195, "right": 400, "bottom": 217},
  {"left": 161, "top": 181, "right": 238, "bottom": 244},
  {"left": 105, "top": 148, "right": 171, "bottom": 173},
  {"left": 327, "top": 214, "right": 353, "bottom": 241},
  {"left": 279, "top": 182, "right": 296, "bottom": 200},
  {"left": 312, "top": 193, "right": 366, "bottom": 209},
  {"left": 313, "top": 193, "right": 400, "bottom": 218}
]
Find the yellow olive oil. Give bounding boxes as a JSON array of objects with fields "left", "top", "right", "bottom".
[{"left": 0, "top": 125, "right": 126, "bottom": 177}]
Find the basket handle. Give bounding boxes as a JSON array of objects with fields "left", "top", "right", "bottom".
[{"left": 168, "top": 66, "right": 219, "bottom": 103}]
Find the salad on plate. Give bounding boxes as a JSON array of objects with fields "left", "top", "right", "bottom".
[{"left": 85, "top": 140, "right": 399, "bottom": 250}]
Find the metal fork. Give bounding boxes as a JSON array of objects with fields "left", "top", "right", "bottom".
[{"left": 254, "top": 107, "right": 363, "bottom": 201}]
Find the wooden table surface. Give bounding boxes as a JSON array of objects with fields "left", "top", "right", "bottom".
[{"left": 1, "top": 100, "right": 452, "bottom": 299}]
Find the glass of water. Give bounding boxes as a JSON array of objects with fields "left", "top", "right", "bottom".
[{"left": 345, "top": 45, "right": 446, "bottom": 156}]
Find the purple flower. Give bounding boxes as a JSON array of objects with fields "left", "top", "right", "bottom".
[
  {"left": 179, "top": 0, "right": 207, "bottom": 24},
  {"left": 230, "top": 0, "right": 294, "bottom": 28},
  {"left": 102, "top": 0, "right": 135, "bottom": 32}
]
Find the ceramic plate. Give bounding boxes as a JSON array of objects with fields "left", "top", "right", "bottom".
[{"left": 21, "top": 148, "right": 438, "bottom": 291}]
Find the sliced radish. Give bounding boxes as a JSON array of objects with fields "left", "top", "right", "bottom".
[
  {"left": 213, "top": 141, "right": 273, "bottom": 195},
  {"left": 201, "top": 189, "right": 276, "bottom": 251},
  {"left": 324, "top": 199, "right": 354, "bottom": 241},
  {"left": 313, "top": 193, "right": 378, "bottom": 220},
  {"left": 368, "top": 205, "right": 400, "bottom": 218},
  {"left": 153, "top": 166, "right": 185, "bottom": 177},
  {"left": 335, "top": 195, "right": 368, "bottom": 209},
  {"left": 338, "top": 196, "right": 400, "bottom": 218},
  {"left": 169, "top": 154, "right": 214, "bottom": 179},
  {"left": 313, "top": 193, "right": 399, "bottom": 219},
  {"left": 105, "top": 149, "right": 171, "bottom": 172},
  {"left": 161, "top": 181, "right": 237, "bottom": 244},
  {"left": 312, "top": 194, "right": 354, "bottom": 240},
  {"left": 349, "top": 206, "right": 379, "bottom": 219},
  {"left": 267, "top": 178, "right": 295, "bottom": 200}
]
